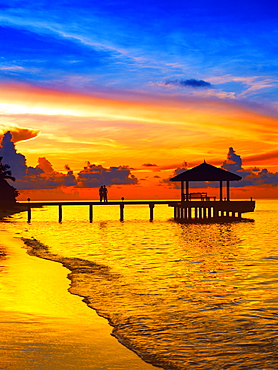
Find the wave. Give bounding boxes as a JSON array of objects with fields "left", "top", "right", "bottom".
[{"left": 22, "top": 237, "right": 175, "bottom": 370}]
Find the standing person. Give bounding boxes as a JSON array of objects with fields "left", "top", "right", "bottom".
[
  {"left": 103, "top": 185, "right": 108, "bottom": 202},
  {"left": 99, "top": 185, "right": 104, "bottom": 202}
]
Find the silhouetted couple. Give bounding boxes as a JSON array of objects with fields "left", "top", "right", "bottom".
[{"left": 99, "top": 185, "right": 108, "bottom": 202}]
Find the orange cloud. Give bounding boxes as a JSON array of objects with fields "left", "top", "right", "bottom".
[
  {"left": 0, "top": 125, "right": 40, "bottom": 143},
  {"left": 1, "top": 81, "right": 278, "bottom": 177},
  {"left": 244, "top": 150, "right": 278, "bottom": 164}
]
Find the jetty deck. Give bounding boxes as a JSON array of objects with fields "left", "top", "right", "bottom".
[{"left": 17, "top": 199, "right": 255, "bottom": 223}]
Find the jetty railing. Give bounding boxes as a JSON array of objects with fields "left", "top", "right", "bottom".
[{"left": 17, "top": 199, "right": 255, "bottom": 223}]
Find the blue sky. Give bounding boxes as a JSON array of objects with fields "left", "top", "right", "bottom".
[{"left": 1, "top": 0, "right": 278, "bottom": 102}]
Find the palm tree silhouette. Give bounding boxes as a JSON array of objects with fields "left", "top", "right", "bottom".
[
  {"left": 0, "top": 156, "right": 15, "bottom": 182},
  {"left": 0, "top": 157, "right": 19, "bottom": 204}
]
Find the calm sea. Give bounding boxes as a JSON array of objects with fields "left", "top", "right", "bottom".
[{"left": 3, "top": 199, "right": 278, "bottom": 369}]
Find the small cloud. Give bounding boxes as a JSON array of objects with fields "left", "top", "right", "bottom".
[
  {"left": 164, "top": 79, "right": 213, "bottom": 89},
  {"left": 142, "top": 163, "right": 157, "bottom": 167},
  {"left": 0, "top": 65, "right": 25, "bottom": 71}
]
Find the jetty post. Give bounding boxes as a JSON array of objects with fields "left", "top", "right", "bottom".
[
  {"left": 58, "top": 204, "right": 62, "bottom": 223},
  {"left": 89, "top": 204, "right": 93, "bottom": 222},
  {"left": 149, "top": 203, "right": 154, "bottom": 221},
  {"left": 120, "top": 203, "right": 124, "bottom": 221},
  {"left": 27, "top": 204, "right": 31, "bottom": 223}
]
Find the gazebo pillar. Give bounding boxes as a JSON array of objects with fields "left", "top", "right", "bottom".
[
  {"left": 219, "top": 181, "right": 223, "bottom": 201},
  {"left": 181, "top": 181, "right": 185, "bottom": 201},
  {"left": 186, "top": 181, "right": 189, "bottom": 201},
  {"left": 227, "top": 181, "right": 230, "bottom": 201}
]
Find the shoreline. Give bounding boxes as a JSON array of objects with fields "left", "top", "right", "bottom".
[
  {"left": 0, "top": 230, "right": 157, "bottom": 369},
  {"left": 22, "top": 237, "right": 169, "bottom": 370}
]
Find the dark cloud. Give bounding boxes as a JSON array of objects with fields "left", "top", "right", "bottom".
[
  {"left": 222, "top": 147, "right": 242, "bottom": 172},
  {"left": 16, "top": 166, "right": 77, "bottom": 190},
  {"left": 77, "top": 162, "right": 138, "bottom": 188},
  {"left": 142, "top": 163, "right": 157, "bottom": 167},
  {"left": 0, "top": 131, "right": 28, "bottom": 179},
  {"left": 164, "top": 79, "right": 213, "bottom": 89}
]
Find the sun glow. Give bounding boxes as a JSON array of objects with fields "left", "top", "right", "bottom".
[
  {"left": 1, "top": 82, "right": 278, "bottom": 200},
  {"left": 0, "top": 103, "right": 82, "bottom": 117}
]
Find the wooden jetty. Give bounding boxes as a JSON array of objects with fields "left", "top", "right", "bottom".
[
  {"left": 16, "top": 161, "right": 255, "bottom": 223},
  {"left": 18, "top": 197, "right": 255, "bottom": 224}
]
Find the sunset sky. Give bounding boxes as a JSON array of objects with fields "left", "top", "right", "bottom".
[{"left": 0, "top": 0, "right": 278, "bottom": 199}]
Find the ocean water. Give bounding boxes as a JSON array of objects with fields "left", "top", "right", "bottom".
[{"left": 3, "top": 200, "right": 278, "bottom": 369}]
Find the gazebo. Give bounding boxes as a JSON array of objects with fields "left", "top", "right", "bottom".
[
  {"left": 170, "top": 161, "right": 242, "bottom": 202},
  {"left": 169, "top": 162, "right": 255, "bottom": 222}
]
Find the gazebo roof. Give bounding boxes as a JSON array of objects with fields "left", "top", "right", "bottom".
[{"left": 170, "top": 162, "right": 242, "bottom": 182}]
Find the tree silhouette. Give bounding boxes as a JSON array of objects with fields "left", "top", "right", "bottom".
[
  {"left": 0, "top": 157, "right": 19, "bottom": 205},
  {"left": 0, "top": 156, "right": 15, "bottom": 182}
]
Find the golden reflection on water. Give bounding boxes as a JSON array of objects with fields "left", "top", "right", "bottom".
[{"left": 6, "top": 200, "right": 278, "bottom": 369}]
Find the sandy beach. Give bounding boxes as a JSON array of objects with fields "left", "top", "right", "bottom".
[{"left": 0, "top": 232, "right": 157, "bottom": 370}]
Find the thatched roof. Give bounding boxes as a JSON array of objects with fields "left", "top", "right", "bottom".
[{"left": 170, "top": 162, "right": 242, "bottom": 182}]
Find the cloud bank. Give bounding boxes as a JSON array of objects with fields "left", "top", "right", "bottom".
[
  {"left": 222, "top": 147, "right": 278, "bottom": 187},
  {"left": 0, "top": 131, "right": 138, "bottom": 190},
  {"left": 1, "top": 129, "right": 277, "bottom": 197},
  {"left": 164, "top": 148, "right": 278, "bottom": 188}
]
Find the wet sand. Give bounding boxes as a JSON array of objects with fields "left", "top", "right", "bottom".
[{"left": 0, "top": 232, "right": 157, "bottom": 370}]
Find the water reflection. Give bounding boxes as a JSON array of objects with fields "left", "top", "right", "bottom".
[{"left": 3, "top": 200, "right": 278, "bottom": 369}]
